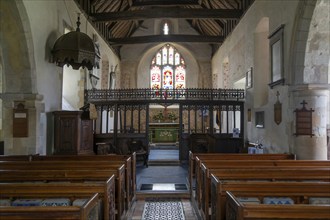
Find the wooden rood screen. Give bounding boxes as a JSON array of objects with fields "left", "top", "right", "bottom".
[{"left": 84, "top": 88, "right": 245, "bottom": 159}]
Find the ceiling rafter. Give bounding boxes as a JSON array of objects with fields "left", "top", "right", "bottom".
[
  {"left": 74, "top": 0, "right": 254, "bottom": 56},
  {"left": 187, "top": 19, "right": 204, "bottom": 36},
  {"left": 202, "top": 0, "right": 211, "bottom": 9},
  {"left": 126, "top": 20, "right": 139, "bottom": 37},
  {"left": 214, "top": 20, "right": 225, "bottom": 34},
  {"left": 95, "top": 0, "right": 115, "bottom": 12},
  {"left": 233, "top": 0, "right": 242, "bottom": 9},
  {"left": 196, "top": 20, "right": 210, "bottom": 36},
  {"left": 206, "top": 19, "right": 223, "bottom": 35},
  {"left": 127, "top": 0, "right": 133, "bottom": 7},
  {"left": 222, "top": 0, "right": 236, "bottom": 9},
  {"left": 111, "top": 21, "right": 130, "bottom": 38},
  {"left": 101, "top": 1, "right": 119, "bottom": 13},
  {"left": 210, "top": 0, "right": 225, "bottom": 9},
  {"left": 91, "top": 0, "right": 106, "bottom": 10}
]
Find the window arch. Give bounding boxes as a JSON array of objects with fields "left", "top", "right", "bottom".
[{"left": 150, "top": 44, "right": 186, "bottom": 90}]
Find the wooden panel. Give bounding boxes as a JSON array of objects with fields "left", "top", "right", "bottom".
[
  {"left": 53, "top": 111, "right": 93, "bottom": 155},
  {"left": 13, "top": 106, "right": 28, "bottom": 137}
]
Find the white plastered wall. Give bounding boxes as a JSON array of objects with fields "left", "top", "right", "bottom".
[
  {"left": 212, "top": 0, "right": 302, "bottom": 153},
  {"left": 0, "top": 0, "right": 120, "bottom": 155}
]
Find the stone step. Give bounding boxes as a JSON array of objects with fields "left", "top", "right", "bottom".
[
  {"left": 136, "top": 191, "right": 190, "bottom": 200},
  {"left": 148, "top": 159, "right": 181, "bottom": 166}
]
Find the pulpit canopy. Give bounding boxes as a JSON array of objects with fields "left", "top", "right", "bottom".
[{"left": 52, "top": 15, "right": 95, "bottom": 70}]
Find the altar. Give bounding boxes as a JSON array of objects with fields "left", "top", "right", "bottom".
[{"left": 149, "top": 123, "right": 180, "bottom": 143}]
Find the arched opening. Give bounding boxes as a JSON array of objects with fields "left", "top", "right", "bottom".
[
  {"left": 290, "top": 0, "right": 329, "bottom": 159},
  {"left": 148, "top": 44, "right": 187, "bottom": 162},
  {"left": 0, "top": 0, "right": 40, "bottom": 155}
]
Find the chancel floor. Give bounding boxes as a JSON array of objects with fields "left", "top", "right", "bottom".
[{"left": 126, "top": 147, "right": 199, "bottom": 219}]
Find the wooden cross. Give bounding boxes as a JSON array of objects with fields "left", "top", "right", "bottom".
[
  {"left": 300, "top": 100, "right": 308, "bottom": 109},
  {"left": 276, "top": 91, "right": 280, "bottom": 102}
]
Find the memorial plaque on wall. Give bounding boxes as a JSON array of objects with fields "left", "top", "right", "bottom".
[
  {"left": 13, "top": 103, "right": 28, "bottom": 137},
  {"left": 294, "top": 100, "right": 314, "bottom": 137}
]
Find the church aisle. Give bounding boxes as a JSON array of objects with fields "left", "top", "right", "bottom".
[
  {"left": 126, "top": 148, "right": 199, "bottom": 219},
  {"left": 127, "top": 198, "right": 198, "bottom": 220}
]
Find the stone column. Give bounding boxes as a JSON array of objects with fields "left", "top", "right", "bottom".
[{"left": 291, "top": 84, "right": 329, "bottom": 160}]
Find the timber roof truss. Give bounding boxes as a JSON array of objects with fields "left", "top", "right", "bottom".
[{"left": 75, "top": 0, "right": 254, "bottom": 55}]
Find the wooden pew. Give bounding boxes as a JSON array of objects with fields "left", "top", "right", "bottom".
[
  {"left": 0, "top": 193, "right": 100, "bottom": 220},
  {"left": 189, "top": 152, "right": 295, "bottom": 211},
  {"left": 0, "top": 168, "right": 125, "bottom": 220},
  {"left": 226, "top": 191, "right": 330, "bottom": 220},
  {"left": 188, "top": 151, "right": 295, "bottom": 196},
  {"left": 0, "top": 153, "right": 136, "bottom": 208},
  {"left": 0, "top": 159, "right": 134, "bottom": 211},
  {"left": 199, "top": 167, "right": 330, "bottom": 220},
  {"left": 197, "top": 160, "right": 330, "bottom": 217},
  {"left": 210, "top": 179, "right": 330, "bottom": 220},
  {"left": 0, "top": 176, "right": 115, "bottom": 220},
  {"left": 201, "top": 167, "right": 330, "bottom": 219}
]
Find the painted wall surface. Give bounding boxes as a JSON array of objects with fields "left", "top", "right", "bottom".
[
  {"left": 22, "top": 0, "right": 120, "bottom": 112},
  {"left": 212, "top": 0, "right": 329, "bottom": 157},
  {"left": 0, "top": 0, "right": 119, "bottom": 155},
  {"left": 212, "top": 0, "right": 297, "bottom": 153}
]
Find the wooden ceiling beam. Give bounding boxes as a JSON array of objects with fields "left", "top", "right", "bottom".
[
  {"left": 131, "top": 0, "right": 200, "bottom": 7},
  {"left": 90, "top": 8, "right": 242, "bottom": 22},
  {"left": 108, "top": 34, "right": 224, "bottom": 45}
]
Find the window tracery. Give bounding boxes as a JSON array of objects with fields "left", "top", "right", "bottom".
[{"left": 150, "top": 44, "right": 186, "bottom": 90}]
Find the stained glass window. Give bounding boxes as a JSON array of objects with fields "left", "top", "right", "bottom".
[
  {"left": 162, "top": 47, "right": 167, "bottom": 65},
  {"left": 175, "top": 66, "right": 186, "bottom": 89},
  {"left": 175, "top": 53, "right": 180, "bottom": 65},
  {"left": 150, "top": 66, "right": 161, "bottom": 90},
  {"left": 163, "top": 66, "right": 173, "bottom": 89},
  {"left": 156, "top": 53, "right": 161, "bottom": 65},
  {"left": 169, "top": 47, "right": 174, "bottom": 65},
  {"left": 150, "top": 44, "right": 186, "bottom": 90}
]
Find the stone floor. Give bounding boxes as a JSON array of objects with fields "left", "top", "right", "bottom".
[{"left": 125, "top": 148, "right": 199, "bottom": 219}]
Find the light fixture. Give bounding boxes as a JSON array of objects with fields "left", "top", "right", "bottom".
[{"left": 52, "top": 14, "right": 95, "bottom": 70}]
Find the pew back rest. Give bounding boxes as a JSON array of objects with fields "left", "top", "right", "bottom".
[
  {"left": 226, "top": 191, "right": 330, "bottom": 220},
  {"left": 210, "top": 176, "right": 330, "bottom": 220},
  {"left": 209, "top": 167, "right": 330, "bottom": 181},
  {"left": 0, "top": 176, "right": 116, "bottom": 220},
  {"left": 0, "top": 193, "right": 100, "bottom": 220}
]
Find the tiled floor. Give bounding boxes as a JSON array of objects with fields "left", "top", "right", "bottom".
[
  {"left": 128, "top": 198, "right": 198, "bottom": 220},
  {"left": 126, "top": 148, "right": 199, "bottom": 219}
]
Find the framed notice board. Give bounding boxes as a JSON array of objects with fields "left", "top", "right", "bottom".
[
  {"left": 13, "top": 103, "right": 28, "bottom": 137},
  {"left": 294, "top": 100, "right": 314, "bottom": 137}
]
